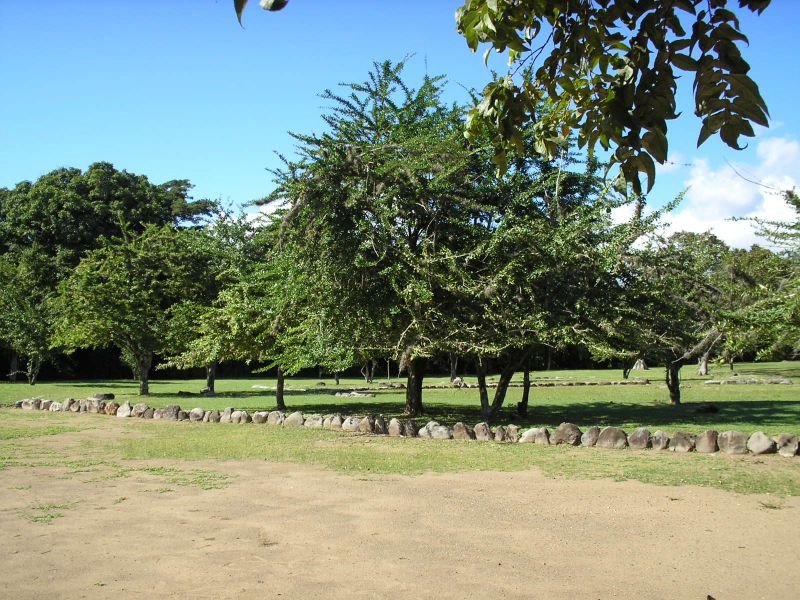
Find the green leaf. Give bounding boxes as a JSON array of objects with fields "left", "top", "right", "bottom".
[{"left": 670, "top": 53, "right": 698, "bottom": 71}]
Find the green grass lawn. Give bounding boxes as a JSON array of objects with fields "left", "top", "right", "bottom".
[{"left": 1, "top": 361, "right": 798, "bottom": 436}]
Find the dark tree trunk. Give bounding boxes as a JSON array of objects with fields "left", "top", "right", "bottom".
[
  {"left": 137, "top": 352, "right": 152, "bottom": 396},
  {"left": 27, "top": 356, "right": 41, "bottom": 385},
  {"left": 334, "top": 372, "right": 340, "bottom": 385},
  {"left": 9, "top": 350, "right": 18, "bottom": 383},
  {"left": 517, "top": 365, "right": 531, "bottom": 417},
  {"left": 478, "top": 349, "right": 533, "bottom": 423},
  {"left": 205, "top": 362, "right": 217, "bottom": 393},
  {"left": 449, "top": 354, "right": 458, "bottom": 382},
  {"left": 276, "top": 366, "right": 287, "bottom": 411},
  {"left": 665, "top": 363, "right": 681, "bottom": 405},
  {"left": 475, "top": 359, "right": 491, "bottom": 419},
  {"left": 545, "top": 347, "right": 553, "bottom": 371},
  {"left": 386, "top": 359, "right": 391, "bottom": 381},
  {"left": 404, "top": 357, "right": 426, "bottom": 416},
  {"left": 622, "top": 362, "right": 632, "bottom": 380}
]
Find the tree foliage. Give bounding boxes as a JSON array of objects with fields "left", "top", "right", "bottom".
[{"left": 456, "top": 0, "right": 771, "bottom": 192}]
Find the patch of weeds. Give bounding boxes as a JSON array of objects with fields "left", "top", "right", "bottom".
[
  {"left": 759, "top": 499, "right": 785, "bottom": 510},
  {"left": 12, "top": 484, "right": 32, "bottom": 491},
  {"left": 155, "top": 487, "right": 174, "bottom": 494},
  {"left": 0, "top": 425, "right": 80, "bottom": 441},
  {"left": 112, "top": 496, "right": 127, "bottom": 505},
  {"left": 26, "top": 502, "right": 73, "bottom": 524},
  {"left": 140, "top": 466, "right": 231, "bottom": 490}
]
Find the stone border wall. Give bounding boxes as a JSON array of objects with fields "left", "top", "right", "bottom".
[{"left": 12, "top": 395, "right": 799, "bottom": 458}]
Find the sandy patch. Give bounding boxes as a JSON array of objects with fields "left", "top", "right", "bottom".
[{"left": 2, "top": 439, "right": 798, "bottom": 600}]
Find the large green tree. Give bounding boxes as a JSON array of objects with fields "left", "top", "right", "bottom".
[
  {"left": 52, "top": 225, "right": 209, "bottom": 395},
  {"left": 266, "top": 59, "right": 478, "bottom": 415}
]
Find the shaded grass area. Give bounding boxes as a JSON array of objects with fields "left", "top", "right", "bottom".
[{"left": 1, "top": 408, "right": 798, "bottom": 496}]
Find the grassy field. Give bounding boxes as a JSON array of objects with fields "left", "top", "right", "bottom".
[
  {"left": 1, "top": 361, "right": 798, "bottom": 435},
  {"left": 1, "top": 361, "right": 798, "bottom": 497}
]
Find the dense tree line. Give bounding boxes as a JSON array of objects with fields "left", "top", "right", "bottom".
[{"left": 1, "top": 62, "right": 795, "bottom": 422}]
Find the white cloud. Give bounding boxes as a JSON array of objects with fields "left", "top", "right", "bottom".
[{"left": 663, "top": 137, "right": 799, "bottom": 248}]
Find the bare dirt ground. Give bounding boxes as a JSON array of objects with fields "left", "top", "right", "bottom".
[{"left": 1, "top": 428, "right": 798, "bottom": 599}]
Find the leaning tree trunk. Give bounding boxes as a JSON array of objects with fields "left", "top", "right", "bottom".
[
  {"left": 517, "top": 365, "right": 531, "bottom": 417},
  {"left": 205, "top": 362, "right": 217, "bottom": 394},
  {"left": 137, "top": 352, "right": 153, "bottom": 396},
  {"left": 404, "top": 357, "right": 426, "bottom": 416},
  {"left": 276, "top": 366, "right": 287, "bottom": 411},
  {"left": 665, "top": 363, "right": 682, "bottom": 405},
  {"left": 475, "top": 359, "right": 491, "bottom": 420},
  {"left": 696, "top": 351, "right": 711, "bottom": 376},
  {"left": 26, "top": 356, "right": 41, "bottom": 385},
  {"left": 9, "top": 350, "right": 18, "bottom": 383}
]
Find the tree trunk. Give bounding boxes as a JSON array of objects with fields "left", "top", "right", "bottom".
[
  {"left": 517, "top": 365, "right": 531, "bottom": 417},
  {"left": 404, "top": 357, "right": 426, "bottom": 416},
  {"left": 137, "top": 353, "right": 152, "bottom": 395},
  {"left": 205, "top": 362, "right": 217, "bottom": 394},
  {"left": 665, "top": 363, "right": 681, "bottom": 405},
  {"left": 449, "top": 354, "right": 458, "bottom": 382},
  {"left": 9, "top": 350, "right": 18, "bottom": 383},
  {"left": 475, "top": 359, "right": 491, "bottom": 419},
  {"left": 334, "top": 372, "right": 340, "bottom": 385},
  {"left": 276, "top": 367, "right": 287, "bottom": 411},
  {"left": 696, "top": 351, "right": 711, "bottom": 376},
  {"left": 386, "top": 359, "right": 391, "bottom": 381},
  {"left": 545, "top": 347, "right": 553, "bottom": 371},
  {"left": 26, "top": 356, "right": 41, "bottom": 385}
]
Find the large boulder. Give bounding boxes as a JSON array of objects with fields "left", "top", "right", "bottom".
[
  {"left": 131, "top": 403, "right": 149, "bottom": 418},
  {"left": 651, "top": 431, "right": 670, "bottom": 450},
  {"left": 387, "top": 418, "right": 403, "bottom": 437},
  {"left": 189, "top": 407, "right": 205, "bottom": 422},
  {"left": 341, "top": 416, "right": 361, "bottom": 432},
  {"left": 580, "top": 426, "right": 600, "bottom": 447},
  {"left": 252, "top": 411, "right": 269, "bottom": 424},
  {"left": 505, "top": 424, "right": 520, "bottom": 443},
  {"left": 49, "top": 402, "right": 62, "bottom": 412},
  {"left": 473, "top": 422, "right": 493, "bottom": 441},
  {"left": 401, "top": 420, "right": 418, "bottom": 437},
  {"left": 775, "top": 434, "right": 799, "bottom": 458},
  {"left": 163, "top": 405, "right": 181, "bottom": 421},
  {"left": 39, "top": 400, "right": 52, "bottom": 411},
  {"left": 62, "top": 398, "right": 76, "bottom": 413},
  {"left": 596, "top": 427, "right": 627, "bottom": 449},
  {"left": 453, "top": 422, "right": 475, "bottom": 440},
  {"left": 220, "top": 407, "right": 234, "bottom": 423},
  {"left": 373, "top": 415, "right": 387, "bottom": 435},
  {"left": 304, "top": 414, "right": 324, "bottom": 429},
  {"left": 532, "top": 427, "right": 550, "bottom": 445},
  {"left": 116, "top": 402, "right": 132, "bottom": 418},
  {"left": 267, "top": 411, "right": 285, "bottom": 426},
  {"left": 206, "top": 410, "right": 221, "bottom": 423},
  {"left": 430, "top": 425, "right": 452, "bottom": 440},
  {"left": 327, "top": 414, "right": 343, "bottom": 430},
  {"left": 358, "top": 415, "right": 376, "bottom": 434},
  {"left": 669, "top": 432, "right": 695, "bottom": 452},
  {"left": 177, "top": 410, "right": 190, "bottom": 421},
  {"left": 695, "top": 430, "right": 719, "bottom": 453},
  {"left": 550, "top": 423, "right": 582, "bottom": 446},
  {"left": 142, "top": 407, "right": 155, "bottom": 419},
  {"left": 747, "top": 432, "right": 776, "bottom": 455},
  {"left": 493, "top": 426, "right": 507, "bottom": 442},
  {"left": 628, "top": 428, "right": 651, "bottom": 450},
  {"left": 283, "top": 411, "right": 305, "bottom": 427}
]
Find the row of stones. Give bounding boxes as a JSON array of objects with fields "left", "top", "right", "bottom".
[{"left": 14, "top": 397, "right": 799, "bottom": 458}]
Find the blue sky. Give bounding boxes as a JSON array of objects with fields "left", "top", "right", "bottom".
[{"left": 1, "top": 1, "right": 798, "bottom": 246}]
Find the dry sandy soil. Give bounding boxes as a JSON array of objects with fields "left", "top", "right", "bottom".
[{"left": 1, "top": 427, "right": 798, "bottom": 600}]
